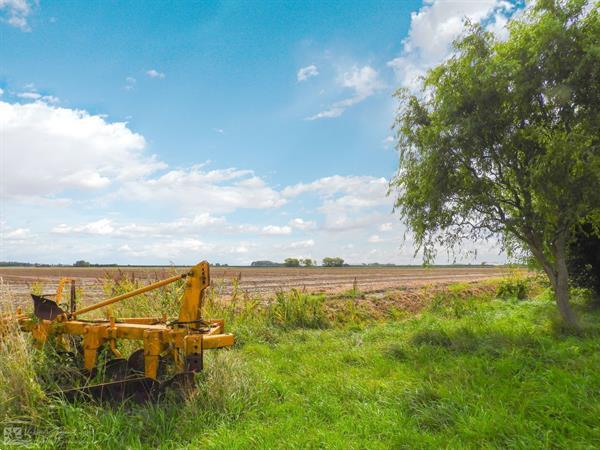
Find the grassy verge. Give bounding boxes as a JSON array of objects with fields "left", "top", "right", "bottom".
[{"left": 0, "top": 275, "right": 599, "bottom": 448}]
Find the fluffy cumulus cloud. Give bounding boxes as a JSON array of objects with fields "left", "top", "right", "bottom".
[
  {"left": 118, "top": 166, "right": 286, "bottom": 213},
  {"left": 16, "top": 91, "right": 60, "bottom": 103},
  {"left": 3, "top": 227, "right": 31, "bottom": 240},
  {"left": 124, "top": 76, "right": 137, "bottom": 91},
  {"left": 0, "top": 99, "right": 292, "bottom": 215},
  {"left": 387, "top": 0, "right": 516, "bottom": 90},
  {"left": 146, "top": 69, "right": 165, "bottom": 79},
  {"left": 261, "top": 225, "right": 292, "bottom": 236},
  {"left": 307, "top": 65, "right": 384, "bottom": 120},
  {"left": 297, "top": 64, "right": 319, "bottom": 82},
  {"left": 53, "top": 219, "right": 116, "bottom": 236},
  {"left": 283, "top": 175, "right": 388, "bottom": 207},
  {"left": 0, "top": 0, "right": 34, "bottom": 31},
  {"left": 289, "top": 218, "right": 316, "bottom": 230},
  {"left": 286, "top": 239, "right": 315, "bottom": 249},
  {"left": 51, "top": 214, "right": 229, "bottom": 238},
  {"left": 283, "top": 175, "right": 392, "bottom": 232},
  {"left": 0, "top": 101, "right": 165, "bottom": 201},
  {"left": 118, "top": 239, "right": 213, "bottom": 259},
  {"left": 379, "top": 222, "right": 393, "bottom": 232}
]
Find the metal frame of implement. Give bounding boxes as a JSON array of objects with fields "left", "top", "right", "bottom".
[{"left": 10, "top": 261, "right": 234, "bottom": 400}]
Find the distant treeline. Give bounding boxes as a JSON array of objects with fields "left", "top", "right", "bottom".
[
  {"left": 249, "top": 260, "right": 508, "bottom": 268},
  {"left": 250, "top": 261, "right": 283, "bottom": 267},
  {"left": 0, "top": 261, "right": 119, "bottom": 267},
  {"left": 1, "top": 260, "right": 514, "bottom": 268}
]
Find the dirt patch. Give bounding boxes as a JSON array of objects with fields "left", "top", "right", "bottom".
[
  {"left": 0, "top": 266, "right": 513, "bottom": 307},
  {"left": 325, "top": 280, "right": 501, "bottom": 321}
]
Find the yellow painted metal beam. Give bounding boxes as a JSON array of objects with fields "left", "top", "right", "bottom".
[
  {"left": 72, "top": 272, "right": 187, "bottom": 317},
  {"left": 178, "top": 261, "right": 209, "bottom": 323}
]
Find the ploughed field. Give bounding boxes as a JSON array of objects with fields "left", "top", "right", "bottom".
[{"left": 0, "top": 266, "right": 509, "bottom": 305}]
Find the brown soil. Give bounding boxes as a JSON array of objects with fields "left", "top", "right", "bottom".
[{"left": 0, "top": 266, "right": 513, "bottom": 306}]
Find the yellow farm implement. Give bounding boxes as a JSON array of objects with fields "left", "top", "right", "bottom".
[{"left": 4, "top": 261, "right": 233, "bottom": 402}]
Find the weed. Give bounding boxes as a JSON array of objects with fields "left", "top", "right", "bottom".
[
  {"left": 404, "top": 385, "right": 457, "bottom": 431},
  {"left": 411, "top": 328, "right": 452, "bottom": 347},
  {"left": 0, "top": 283, "right": 45, "bottom": 427},
  {"left": 190, "top": 350, "right": 262, "bottom": 420},
  {"left": 30, "top": 280, "right": 44, "bottom": 296},
  {"left": 497, "top": 276, "right": 529, "bottom": 300},
  {"left": 267, "top": 289, "right": 329, "bottom": 329},
  {"left": 384, "top": 343, "right": 409, "bottom": 361}
]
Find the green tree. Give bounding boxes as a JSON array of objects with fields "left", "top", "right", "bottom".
[
  {"left": 301, "top": 259, "right": 315, "bottom": 267},
  {"left": 284, "top": 258, "right": 301, "bottom": 267},
  {"left": 322, "top": 257, "right": 344, "bottom": 267},
  {"left": 73, "top": 260, "right": 91, "bottom": 267},
  {"left": 391, "top": 0, "right": 600, "bottom": 328}
]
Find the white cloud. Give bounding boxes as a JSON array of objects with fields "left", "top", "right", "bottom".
[
  {"left": 16, "top": 91, "right": 60, "bottom": 104},
  {"left": 379, "top": 222, "right": 393, "bottom": 232},
  {"left": 52, "top": 213, "right": 229, "bottom": 238},
  {"left": 17, "top": 91, "right": 40, "bottom": 100},
  {"left": 0, "top": 0, "right": 33, "bottom": 31},
  {"left": 40, "top": 95, "right": 59, "bottom": 104},
  {"left": 307, "top": 65, "right": 384, "bottom": 120},
  {"left": 320, "top": 210, "right": 390, "bottom": 232},
  {"left": 287, "top": 239, "right": 315, "bottom": 249},
  {"left": 289, "top": 218, "right": 316, "bottom": 230},
  {"left": 297, "top": 65, "right": 319, "bottom": 82},
  {"left": 213, "top": 128, "right": 224, "bottom": 134},
  {"left": 119, "top": 166, "right": 286, "bottom": 213},
  {"left": 53, "top": 219, "right": 115, "bottom": 236},
  {"left": 284, "top": 175, "right": 388, "bottom": 207},
  {"left": 0, "top": 88, "right": 4, "bottom": 95},
  {"left": 119, "top": 214, "right": 227, "bottom": 237},
  {"left": 118, "top": 238, "right": 213, "bottom": 259},
  {"left": 262, "top": 225, "right": 292, "bottom": 236},
  {"left": 124, "top": 76, "right": 136, "bottom": 91},
  {"left": 0, "top": 101, "right": 165, "bottom": 201},
  {"left": 0, "top": 100, "right": 287, "bottom": 218},
  {"left": 368, "top": 234, "right": 383, "bottom": 243},
  {"left": 382, "top": 135, "right": 395, "bottom": 149},
  {"left": 387, "top": 0, "right": 516, "bottom": 90},
  {"left": 4, "top": 227, "right": 31, "bottom": 239},
  {"left": 341, "top": 65, "right": 385, "bottom": 98},
  {"left": 146, "top": 69, "right": 165, "bottom": 79},
  {"left": 283, "top": 175, "right": 392, "bottom": 232}
]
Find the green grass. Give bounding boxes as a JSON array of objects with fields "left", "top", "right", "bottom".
[{"left": 1, "top": 279, "right": 600, "bottom": 448}]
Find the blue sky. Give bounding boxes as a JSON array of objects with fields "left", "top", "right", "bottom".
[{"left": 0, "top": 0, "right": 517, "bottom": 265}]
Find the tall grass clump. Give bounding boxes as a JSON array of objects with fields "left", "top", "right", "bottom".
[
  {"left": 190, "top": 350, "right": 262, "bottom": 420},
  {"left": 267, "top": 289, "right": 329, "bottom": 329},
  {"left": 496, "top": 273, "right": 530, "bottom": 301},
  {"left": 426, "top": 282, "right": 490, "bottom": 319},
  {"left": 0, "top": 283, "right": 45, "bottom": 426},
  {"left": 204, "top": 286, "right": 330, "bottom": 342},
  {"left": 102, "top": 271, "right": 184, "bottom": 319}
]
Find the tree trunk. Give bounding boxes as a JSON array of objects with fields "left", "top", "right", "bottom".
[
  {"left": 554, "top": 238, "right": 579, "bottom": 329},
  {"left": 528, "top": 236, "right": 579, "bottom": 329}
]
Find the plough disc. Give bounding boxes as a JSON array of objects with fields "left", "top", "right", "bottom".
[
  {"left": 55, "top": 368, "right": 196, "bottom": 403},
  {"left": 32, "top": 294, "right": 66, "bottom": 321},
  {"left": 52, "top": 349, "right": 195, "bottom": 403},
  {"left": 59, "top": 377, "right": 160, "bottom": 403}
]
